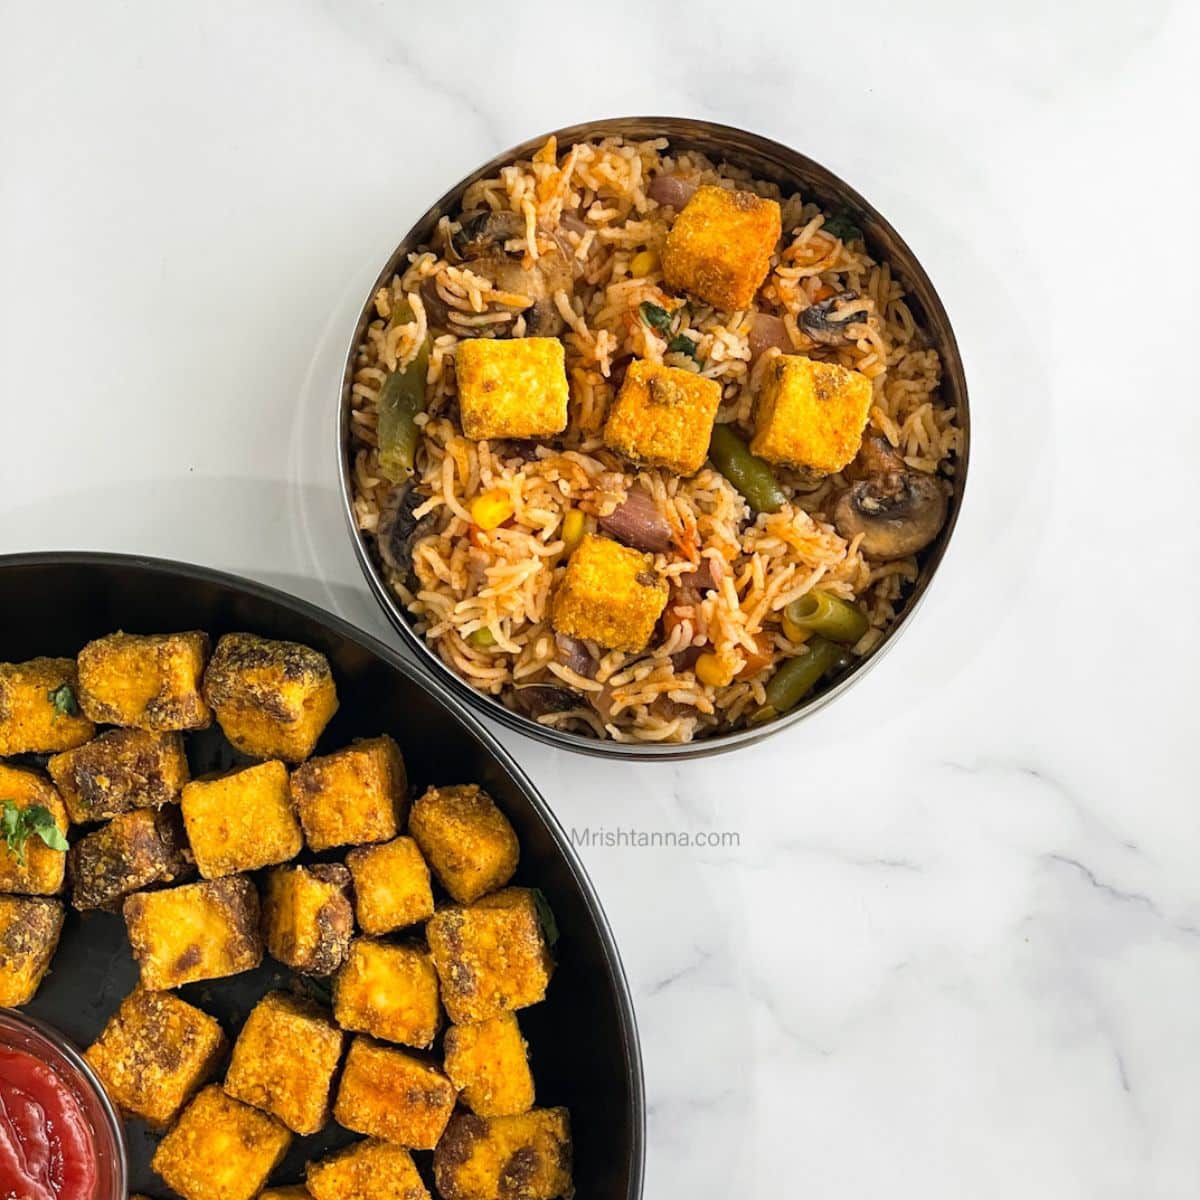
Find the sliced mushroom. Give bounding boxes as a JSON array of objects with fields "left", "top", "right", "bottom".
[
  {"left": 512, "top": 683, "right": 581, "bottom": 719},
  {"left": 377, "top": 480, "right": 440, "bottom": 582},
  {"left": 799, "top": 291, "right": 869, "bottom": 346},
  {"left": 832, "top": 469, "right": 948, "bottom": 559}
]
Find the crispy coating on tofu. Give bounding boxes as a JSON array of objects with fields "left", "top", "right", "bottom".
[
  {"left": 48, "top": 728, "right": 190, "bottom": 823},
  {"left": 260, "top": 1189, "right": 312, "bottom": 1200},
  {"left": 434, "top": 1108, "right": 572, "bottom": 1200},
  {"left": 408, "top": 785, "right": 518, "bottom": 905},
  {"left": 0, "top": 764, "right": 68, "bottom": 896},
  {"left": 333, "top": 939, "right": 441, "bottom": 1049},
  {"left": 345, "top": 837, "right": 433, "bottom": 935},
  {"left": 224, "top": 992, "right": 344, "bottom": 1135},
  {"left": 661, "top": 184, "right": 781, "bottom": 311},
  {"left": 603, "top": 360, "right": 722, "bottom": 475},
  {"left": 0, "top": 657, "right": 94, "bottom": 755},
  {"left": 426, "top": 889, "right": 554, "bottom": 1026},
  {"left": 333, "top": 1036, "right": 457, "bottom": 1149},
  {"left": 550, "top": 534, "right": 667, "bottom": 654},
  {"left": 84, "top": 987, "right": 225, "bottom": 1129},
  {"left": 0, "top": 896, "right": 64, "bottom": 1005},
  {"left": 749, "top": 354, "right": 873, "bottom": 472},
  {"left": 306, "top": 1138, "right": 429, "bottom": 1200},
  {"left": 181, "top": 761, "right": 302, "bottom": 879},
  {"left": 123, "top": 875, "right": 262, "bottom": 990},
  {"left": 69, "top": 807, "right": 192, "bottom": 912},
  {"left": 76, "top": 631, "right": 211, "bottom": 731},
  {"left": 289, "top": 736, "right": 406, "bottom": 852},
  {"left": 456, "top": 338, "right": 569, "bottom": 441},
  {"left": 151, "top": 1085, "right": 291, "bottom": 1200},
  {"left": 202, "top": 633, "right": 338, "bottom": 762},
  {"left": 443, "top": 1014, "right": 535, "bottom": 1118},
  {"left": 262, "top": 863, "right": 354, "bottom": 976}
]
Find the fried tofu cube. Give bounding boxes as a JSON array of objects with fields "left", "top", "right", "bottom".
[
  {"left": 0, "top": 765, "right": 68, "bottom": 896},
  {"left": 202, "top": 633, "right": 338, "bottom": 762},
  {"left": 749, "top": 354, "right": 873, "bottom": 472},
  {"left": 443, "top": 1014, "right": 535, "bottom": 1118},
  {"left": 0, "top": 896, "right": 64, "bottom": 1005},
  {"left": 426, "top": 889, "right": 554, "bottom": 1026},
  {"left": 333, "top": 939, "right": 440, "bottom": 1049},
  {"left": 262, "top": 863, "right": 354, "bottom": 976},
  {"left": 307, "top": 1139, "right": 428, "bottom": 1200},
  {"left": 346, "top": 837, "right": 433, "bottom": 935},
  {"left": 408, "top": 785, "right": 518, "bottom": 905},
  {"left": 456, "top": 338, "right": 569, "bottom": 441},
  {"left": 76, "top": 631, "right": 211, "bottom": 730},
  {"left": 48, "top": 728, "right": 190, "bottom": 823},
  {"left": 550, "top": 534, "right": 667, "bottom": 654},
  {"left": 224, "top": 992, "right": 344, "bottom": 1135},
  {"left": 260, "top": 1189, "right": 312, "bottom": 1200},
  {"left": 334, "top": 1036, "right": 456, "bottom": 1149},
  {"left": 434, "top": 1109, "right": 572, "bottom": 1200},
  {"left": 151, "top": 1085, "right": 291, "bottom": 1200},
  {"left": 0, "top": 657, "right": 94, "bottom": 755},
  {"left": 123, "top": 875, "right": 262, "bottom": 990},
  {"left": 289, "top": 737, "right": 405, "bottom": 852},
  {"left": 603, "top": 360, "right": 722, "bottom": 475},
  {"left": 181, "top": 761, "right": 302, "bottom": 879},
  {"left": 69, "top": 807, "right": 191, "bottom": 911},
  {"left": 661, "top": 184, "right": 781, "bottom": 311},
  {"left": 84, "top": 987, "right": 225, "bottom": 1128}
]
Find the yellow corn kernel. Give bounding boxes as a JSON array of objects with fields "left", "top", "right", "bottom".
[
  {"left": 781, "top": 612, "right": 813, "bottom": 645},
  {"left": 630, "top": 250, "right": 659, "bottom": 278},
  {"left": 561, "top": 509, "right": 586, "bottom": 554},
  {"left": 694, "top": 653, "right": 735, "bottom": 689},
  {"left": 470, "top": 490, "right": 515, "bottom": 531}
]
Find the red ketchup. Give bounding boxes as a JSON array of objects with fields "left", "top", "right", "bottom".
[{"left": 0, "top": 1046, "right": 98, "bottom": 1200}]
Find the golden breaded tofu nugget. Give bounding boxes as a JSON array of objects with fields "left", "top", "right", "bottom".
[
  {"left": 426, "top": 888, "right": 554, "bottom": 1026},
  {"left": 603, "top": 360, "right": 722, "bottom": 476},
  {"left": 0, "top": 896, "right": 64, "bottom": 1005},
  {"left": 661, "top": 184, "right": 781, "bottom": 311},
  {"left": 333, "top": 939, "right": 441, "bottom": 1049},
  {"left": 48, "top": 728, "right": 189, "bottom": 823},
  {"left": 334, "top": 1036, "right": 456, "bottom": 1149},
  {"left": 202, "top": 633, "right": 338, "bottom": 762},
  {"left": 260, "top": 1189, "right": 312, "bottom": 1200},
  {"left": 69, "top": 807, "right": 191, "bottom": 912},
  {"left": 77, "top": 632, "right": 211, "bottom": 730},
  {"left": 181, "top": 761, "right": 301, "bottom": 879},
  {"left": 750, "top": 354, "right": 873, "bottom": 472},
  {"left": 306, "top": 1138, "right": 428, "bottom": 1200},
  {"left": 345, "top": 837, "right": 433, "bottom": 935},
  {"left": 550, "top": 534, "right": 668, "bottom": 654},
  {"left": 224, "top": 992, "right": 344, "bottom": 1135},
  {"left": 290, "top": 736, "right": 406, "bottom": 852},
  {"left": 84, "top": 988, "right": 225, "bottom": 1129},
  {"left": 434, "top": 1108, "right": 572, "bottom": 1200},
  {"left": 123, "top": 875, "right": 262, "bottom": 989},
  {"left": 0, "top": 657, "right": 94, "bottom": 755},
  {"left": 456, "top": 338, "right": 569, "bottom": 441},
  {"left": 408, "top": 785, "right": 518, "bottom": 905},
  {"left": 152, "top": 1085, "right": 291, "bottom": 1200},
  {"left": 0, "top": 765, "right": 68, "bottom": 896},
  {"left": 443, "top": 1013, "right": 534, "bottom": 1118},
  {"left": 262, "top": 863, "right": 354, "bottom": 976}
]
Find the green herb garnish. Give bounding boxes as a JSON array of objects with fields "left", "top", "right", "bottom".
[
  {"left": 47, "top": 682, "right": 79, "bottom": 720},
  {"left": 0, "top": 800, "right": 68, "bottom": 866},
  {"left": 531, "top": 888, "right": 560, "bottom": 949},
  {"left": 667, "top": 333, "right": 701, "bottom": 362},
  {"left": 822, "top": 209, "right": 863, "bottom": 243},
  {"left": 638, "top": 302, "right": 673, "bottom": 334}
]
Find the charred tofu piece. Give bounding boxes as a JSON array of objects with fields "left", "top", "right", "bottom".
[
  {"left": 290, "top": 737, "right": 406, "bottom": 852},
  {"left": 661, "top": 184, "right": 781, "bottom": 311},
  {"left": 0, "top": 657, "right": 94, "bottom": 755},
  {"left": 456, "top": 337, "right": 569, "bottom": 441},
  {"left": 83, "top": 987, "right": 225, "bottom": 1129},
  {"left": 408, "top": 785, "right": 518, "bottom": 905},
  {"left": 333, "top": 939, "right": 441, "bottom": 1049},
  {"left": 434, "top": 1108, "right": 572, "bottom": 1200},
  {"left": 334, "top": 1036, "right": 456, "bottom": 1149},
  {"left": 262, "top": 863, "right": 354, "bottom": 976},
  {"left": 0, "top": 896, "right": 64, "bottom": 1005},
  {"left": 202, "top": 633, "right": 338, "bottom": 762},
  {"left": 550, "top": 534, "right": 668, "bottom": 654},
  {"left": 123, "top": 876, "right": 262, "bottom": 990},
  {"left": 306, "top": 1138, "right": 428, "bottom": 1200},
  {"left": 76, "top": 631, "right": 211, "bottom": 730},
  {"left": 224, "top": 992, "right": 344, "bottom": 1135},
  {"left": 443, "top": 1013, "right": 535, "bottom": 1118},
  {"left": 0, "top": 765, "right": 68, "bottom": 896},
  {"left": 426, "top": 889, "right": 554, "bottom": 1026},
  {"left": 69, "top": 807, "right": 191, "bottom": 911},
  {"left": 181, "top": 761, "right": 302, "bottom": 879},
  {"left": 151, "top": 1085, "right": 291, "bottom": 1200},
  {"left": 750, "top": 354, "right": 873, "bottom": 472},
  {"left": 345, "top": 837, "right": 433, "bottom": 935}
]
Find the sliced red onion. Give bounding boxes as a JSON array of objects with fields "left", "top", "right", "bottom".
[
  {"left": 598, "top": 488, "right": 673, "bottom": 554},
  {"left": 677, "top": 559, "right": 715, "bottom": 594},
  {"left": 748, "top": 312, "right": 791, "bottom": 361},
  {"left": 554, "top": 633, "right": 596, "bottom": 679},
  {"left": 647, "top": 173, "right": 698, "bottom": 210},
  {"left": 671, "top": 645, "right": 704, "bottom": 673}
]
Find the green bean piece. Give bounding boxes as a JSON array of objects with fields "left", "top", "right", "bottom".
[
  {"left": 376, "top": 298, "right": 432, "bottom": 482},
  {"left": 468, "top": 627, "right": 496, "bottom": 648},
  {"left": 708, "top": 425, "right": 786, "bottom": 514},
  {"left": 761, "top": 637, "right": 843, "bottom": 715},
  {"left": 783, "top": 589, "right": 869, "bottom": 644}
]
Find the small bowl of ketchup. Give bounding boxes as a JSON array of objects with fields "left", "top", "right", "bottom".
[{"left": 0, "top": 1009, "right": 127, "bottom": 1200}]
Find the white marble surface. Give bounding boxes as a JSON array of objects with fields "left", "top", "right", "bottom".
[{"left": 2, "top": 1, "right": 1198, "bottom": 1195}]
